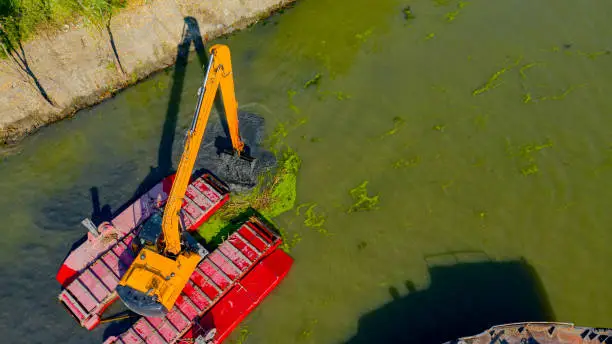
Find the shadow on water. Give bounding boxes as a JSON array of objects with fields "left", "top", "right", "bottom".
[
  {"left": 346, "top": 256, "right": 555, "bottom": 344},
  {"left": 90, "top": 187, "right": 112, "bottom": 224},
  {"left": 129, "top": 16, "right": 210, "bottom": 202}
]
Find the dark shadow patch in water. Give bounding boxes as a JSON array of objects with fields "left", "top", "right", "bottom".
[
  {"left": 345, "top": 257, "right": 555, "bottom": 344},
  {"left": 90, "top": 187, "right": 113, "bottom": 225},
  {"left": 129, "top": 16, "right": 211, "bottom": 202},
  {"left": 102, "top": 311, "right": 140, "bottom": 340}
]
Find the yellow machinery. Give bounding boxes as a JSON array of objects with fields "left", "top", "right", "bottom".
[{"left": 116, "top": 44, "right": 251, "bottom": 317}]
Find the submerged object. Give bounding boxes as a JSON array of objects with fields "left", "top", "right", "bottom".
[{"left": 446, "top": 322, "right": 612, "bottom": 344}]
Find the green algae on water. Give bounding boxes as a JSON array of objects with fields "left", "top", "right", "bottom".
[
  {"left": 445, "top": 1, "right": 468, "bottom": 22},
  {"left": 506, "top": 138, "right": 553, "bottom": 176},
  {"left": 533, "top": 84, "right": 587, "bottom": 103},
  {"left": 433, "top": 124, "right": 446, "bottom": 132},
  {"left": 335, "top": 91, "right": 352, "bottom": 100},
  {"left": 392, "top": 156, "right": 420, "bottom": 169},
  {"left": 278, "top": 227, "right": 302, "bottom": 253},
  {"left": 265, "top": 117, "right": 308, "bottom": 155},
  {"left": 287, "top": 89, "right": 301, "bottom": 114},
  {"left": 229, "top": 327, "right": 251, "bottom": 344},
  {"left": 432, "top": 0, "right": 453, "bottom": 6},
  {"left": 402, "top": 6, "right": 415, "bottom": 21},
  {"left": 473, "top": 56, "right": 523, "bottom": 96},
  {"left": 520, "top": 163, "right": 539, "bottom": 176},
  {"left": 378, "top": 116, "right": 406, "bottom": 139},
  {"left": 304, "top": 73, "right": 322, "bottom": 89},
  {"left": 519, "top": 62, "right": 543, "bottom": 80},
  {"left": 197, "top": 148, "right": 301, "bottom": 248},
  {"left": 568, "top": 49, "right": 611, "bottom": 60},
  {"left": 347, "top": 181, "right": 380, "bottom": 213},
  {"left": 355, "top": 27, "right": 374, "bottom": 43},
  {"left": 299, "top": 319, "right": 319, "bottom": 340},
  {"left": 296, "top": 203, "right": 329, "bottom": 235}
]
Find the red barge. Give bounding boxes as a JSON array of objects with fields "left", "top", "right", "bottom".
[{"left": 56, "top": 172, "right": 293, "bottom": 343}]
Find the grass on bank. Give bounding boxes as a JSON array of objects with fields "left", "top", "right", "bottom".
[{"left": 0, "top": 0, "right": 134, "bottom": 58}]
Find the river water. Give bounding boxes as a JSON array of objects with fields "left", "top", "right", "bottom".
[{"left": 1, "top": 0, "right": 612, "bottom": 343}]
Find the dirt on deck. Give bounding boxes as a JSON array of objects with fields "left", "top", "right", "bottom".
[{"left": 0, "top": 0, "right": 295, "bottom": 145}]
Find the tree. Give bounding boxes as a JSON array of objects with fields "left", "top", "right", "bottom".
[{"left": 0, "top": 0, "right": 57, "bottom": 106}]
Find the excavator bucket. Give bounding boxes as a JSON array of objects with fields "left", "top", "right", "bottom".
[
  {"left": 116, "top": 285, "right": 167, "bottom": 317},
  {"left": 218, "top": 147, "right": 258, "bottom": 190}
]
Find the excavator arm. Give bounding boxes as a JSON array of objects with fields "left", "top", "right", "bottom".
[
  {"left": 117, "top": 44, "right": 248, "bottom": 317},
  {"left": 162, "top": 44, "right": 245, "bottom": 254}
]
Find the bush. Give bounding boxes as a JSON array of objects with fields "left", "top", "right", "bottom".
[{"left": 0, "top": 0, "right": 127, "bottom": 58}]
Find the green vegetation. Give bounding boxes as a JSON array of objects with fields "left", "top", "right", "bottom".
[
  {"left": 264, "top": 117, "right": 307, "bottom": 155},
  {"left": 519, "top": 62, "right": 542, "bottom": 79},
  {"left": 354, "top": 27, "right": 374, "bottom": 43},
  {"left": 392, "top": 156, "right": 420, "bottom": 169},
  {"left": 506, "top": 138, "right": 554, "bottom": 176},
  {"left": 445, "top": 1, "right": 468, "bottom": 22},
  {"left": 1, "top": 0, "right": 69, "bottom": 56},
  {"left": 562, "top": 49, "right": 612, "bottom": 59},
  {"left": 334, "top": 91, "right": 351, "bottom": 100},
  {"left": 198, "top": 116, "right": 308, "bottom": 253},
  {"left": 578, "top": 50, "right": 611, "bottom": 59},
  {"left": 518, "top": 62, "right": 586, "bottom": 103},
  {"left": 533, "top": 84, "right": 587, "bottom": 103},
  {"left": 198, "top": 147, "right": 301, "bottom": 247},
  {"left": 298, "top": 319, "right": 319, "bottom": 340},
  {"left": 229, "top": 327, "right": 251, "bottom": 344},
  {"left": 347, "top": 181, "right": 380, "bottom": 213},
  {"left": 303, "top": 73, "right": 322, "bottom": 89},
  {"left": 287, "top": 89, "right": 301, "bottom": 114},
  {"left": 296, "top": 203, "right": 329, "bottom": 235},
  {"left": 0, "top": 0, "right": 128, "bottom": 57},
  {"left": 378, "top": 116, "right": 405, "bottom": 139},
  {"left": 402, "top": 6, "right": 415, "bottom": 21},
  {"left": 445, "top": 10, "right": 459, "bottom": 22},
  {"left": 440, "top": 180, "right": 454, "bottom": 194},
  {"left": 472, "top": 56, "right": 522, "bottom": 96},
  {"left": 357, "top": 241, "right": 368, "bottom": 250},
  {"left": 432, "top": 0, "right": 453, "bottom": 6},
  {"left": 433, "top": 124, "right": 445, "bottom": 132},
  {"left": 520, "top": 163, "right": 539, "bottom": 176}
]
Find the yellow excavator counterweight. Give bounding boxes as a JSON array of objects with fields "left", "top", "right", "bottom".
[{"left": 116, "top": 44, "right": 250, "bottom": 317}]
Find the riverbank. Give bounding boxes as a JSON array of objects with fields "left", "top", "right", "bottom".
[{"left": 0, "top": 0, "right": 295, "bottom": 145}]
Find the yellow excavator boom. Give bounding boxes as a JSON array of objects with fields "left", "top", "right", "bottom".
[
  {"left": 117, "top": 44, "right": 247, "bottom": 316},
  {"left": 162, "top": 44, "right": 244, "bottom": 254}
]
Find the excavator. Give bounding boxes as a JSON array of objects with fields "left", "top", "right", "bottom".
[{"left": 116, "top": 44, "right": 254, "bottom": 317}]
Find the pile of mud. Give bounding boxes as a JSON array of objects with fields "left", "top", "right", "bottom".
[{"left": 195, "top": 111, "right": 277, "bottom": 193}]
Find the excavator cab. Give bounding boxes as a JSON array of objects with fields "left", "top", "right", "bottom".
[
  {"left": 117, "top": 44, "right": 253, "bottom": 317},
  {"left": 117, "top": 211, "right": 208, "bottom": 317}
]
